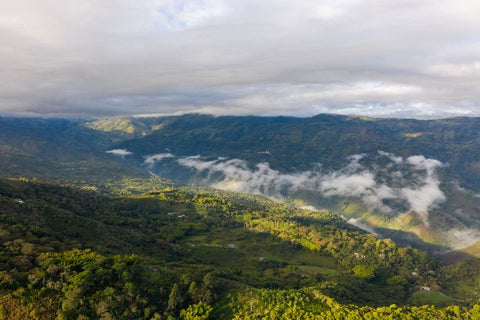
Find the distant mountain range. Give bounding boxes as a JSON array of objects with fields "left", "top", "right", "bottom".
[{"left": 2, "top": 114, "right": 480, "bottom": 253}]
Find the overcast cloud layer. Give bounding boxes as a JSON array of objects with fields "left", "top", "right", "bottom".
[{"left": 2, "top": 1, "right": 480, "bottom": 117}]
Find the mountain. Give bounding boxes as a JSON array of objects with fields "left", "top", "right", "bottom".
[
  {"left": 112, "top": 114, "right": 480, "bottom": 251},
  {"left": 2, "top": 114, "right": 480, "bottom": 253},
  {"left": 0, "top": 117, "right": 153, "bottom": 187},
  {"left": 116, "top": 114, "right": 480, "bottom": 190}
]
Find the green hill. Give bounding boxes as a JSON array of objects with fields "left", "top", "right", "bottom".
[
  {"left": 0, "top": 117, "right": 155, "bottom": 187},
  {"left": 0, "top": 178, "right": 479, "bottom": 319}
]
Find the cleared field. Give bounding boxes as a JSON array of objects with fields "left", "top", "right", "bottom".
[{"left": 408, "top": 290, "right": 454, "bottom": 305}]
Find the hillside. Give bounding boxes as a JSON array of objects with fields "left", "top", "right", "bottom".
[
  {"left": 116, "top": 114, "right": 480, "bottom": 190},
  {"left": 113, "top": 114, "right": 480, "bottom": 251},
  {"left": 2, "top": 114, "right": 480, "bottom": 252},
  {"left": 0, "top": 117, "right": 154, "bottom": 187},
  {"left": 0, "top": 178, "right": 480, "bottom": 319}
]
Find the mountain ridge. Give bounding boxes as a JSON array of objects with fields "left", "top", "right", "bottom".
[{"left": 2, "top": 114, "right": 480, "bottom": 253}]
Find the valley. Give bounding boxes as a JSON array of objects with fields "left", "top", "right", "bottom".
[
  {"left": 0, "top": 177, "right": 479, "bottom": 319},
  {"left": 1, "top": 114, "right": 480, "bottom": 318},
  {"left": 5, "top": 114, "right": 479, "bottom": 252}
]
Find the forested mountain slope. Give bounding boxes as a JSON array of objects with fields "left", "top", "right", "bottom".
[
  {"left": 0, "top": 117, "right": 151, "bottom": 186},
  {"left": 0, "top": 178, "right": 480, "bottom": 319},
  {"left": 2, "top": 114, "right": 480, "bottom": 253},
  {"left": 116, "top": 114, "right": 480, "bottom": 190},
  {"left": 113, "top": 114, "right": 480, "bottom": 251}
]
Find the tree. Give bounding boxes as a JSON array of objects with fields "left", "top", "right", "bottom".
[
  {"left": 352, "top": 265, "right": 375, "bottom": 280},
  {"left": 167, "top": 283, "right": 182, "bottom": 312},
  {"left": 180, "top": 302, "right": 212, "bottom": 320}
]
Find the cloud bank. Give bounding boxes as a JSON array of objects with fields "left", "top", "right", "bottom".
[
  {"left": 1, "top": 1, "right": 480, "bottom": 118},
  {"left": 173, "top": 152, "right": 446, "bottom": 224}
]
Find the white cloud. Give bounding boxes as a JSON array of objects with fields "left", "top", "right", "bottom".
[
  {"left": 144, "top": 153, "right": 174, "bottom": 166},
  {"left": 406, "top": 155, "right": 445, "bottom": 175},
  {"left": 398, "top": 155, "right": 446, "bottom": 224},
  {"left": 173, "top": 152, "right": 447, "bottom": 224},
  {"left": 428, "top": 61, "right": 480, "bottom": 77},
  {"left": 320, "top": 172, "right": 377, "bottom": 198},
  {"left": 298, "top": 205, "right": 319, "bottom": 211},
  {"left": 1, "top": 0, "right": 480, "bottom": 117},
  {"left": 310, "top": 5, "right": 343, "bottom": 20},
  {"left": 346, "top": 217, "right": 377, "bottom": 234},
  {"left": 106, "top": 149, "right": 133, "bottom": 157},
  {"left": 178, "top": 156, "right": 317, "bottom": 194},
  {"left": 154, "top": 0, "right": 230, "bottom": 30},
  {"left": 378, "top": 150, "right": 403, "bottom": 164},
  {"left": 446, "top": 228, "right": 480, "bottom": 249}
]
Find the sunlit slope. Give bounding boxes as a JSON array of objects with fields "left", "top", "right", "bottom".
[
  {"left": 2, "top": 114, "right": 480, "bottom": 251},
  {"left": 1, "top": 178, "right": 480, "bottom": 318},
  {"left": 104, "top": 114, "right": 480, "bottom": 250}
]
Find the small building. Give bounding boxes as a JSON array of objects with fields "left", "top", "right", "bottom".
[
  {"left": 228, "top": 243, "right": 236, "bottom": 249},
  {"left": 259, "top": 257, "right": 266, "bottom": 262},
  {"left": 420, "top": 286, "right": 431, "bottom": 291}
]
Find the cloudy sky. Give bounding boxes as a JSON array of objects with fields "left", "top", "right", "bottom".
[{"left": 1, "top": 0, "right": 480, "bottom": 118}]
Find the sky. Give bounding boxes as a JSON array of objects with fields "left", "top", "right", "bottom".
[{"left": 1, "top": 0, "right": 480, "bottom": 118}]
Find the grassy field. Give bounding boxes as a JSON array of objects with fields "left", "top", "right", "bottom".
[{"left": 408, "top": 290, "right": 454, "bottom": 306}]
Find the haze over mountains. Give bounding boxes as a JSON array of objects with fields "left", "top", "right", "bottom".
[{"left": 2, "top": 113, "right": 480, "bottom": 254}]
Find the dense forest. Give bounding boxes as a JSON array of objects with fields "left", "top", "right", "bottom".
[
  {"left": 3, "top": 115, "right": 480, "bottom": 253},
  {"left": 0, "top": 177, "right": 479, "bottom": 319}
]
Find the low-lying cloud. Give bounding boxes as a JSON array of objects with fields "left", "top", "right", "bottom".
[
  {"left": 106, "top": 149, "right": 133, "bottom": 157},
  {"left": 171, "top": 151, "right": 446, "bottom": 224},
  {"left": 345, "top": 217, "right": 377, "bottom": 234},
  {"left": 446, "top": 228, "right": 480, "bottom": 249},
  {"left": 144, "top": 153, "right": 174, "bottom": 167}
]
